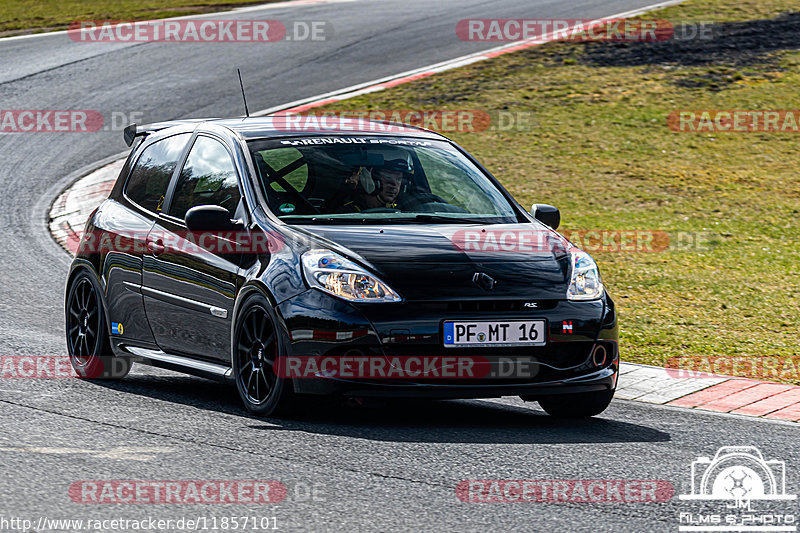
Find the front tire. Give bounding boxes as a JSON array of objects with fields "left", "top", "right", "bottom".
[
  {"left": 65, "top": 271, "right": 131, "bottom": 379},
  {"left": 535, "top": 389, "right": 614, "bottom": 418},
  {"left": 232, "top": 292, "right": 294, "bottom": 416}
]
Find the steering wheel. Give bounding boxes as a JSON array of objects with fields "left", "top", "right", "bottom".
[{"left": 396, "top": 192, "right": 447, "bottom": 210}]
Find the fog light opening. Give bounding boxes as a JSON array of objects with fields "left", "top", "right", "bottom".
[{"left": 592, "top": 344, "right": 608, "bottom": 367}]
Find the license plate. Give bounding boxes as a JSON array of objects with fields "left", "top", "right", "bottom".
[{"left": 443, "top": 320, "right": 547, "bottom": 347}]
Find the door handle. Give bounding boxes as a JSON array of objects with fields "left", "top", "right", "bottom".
[{"left": 147, "top": 237, "right": 165, "bottom": 256}]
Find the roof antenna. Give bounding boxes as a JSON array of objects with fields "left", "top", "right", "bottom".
[{"left": 237, "top": 68, "right": 250, "bottom": 117}]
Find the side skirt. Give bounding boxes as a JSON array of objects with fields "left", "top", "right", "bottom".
[{"left": 119, "top": 345, "right": 234, "bottom": 383}]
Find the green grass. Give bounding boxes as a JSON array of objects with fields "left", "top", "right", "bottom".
[
  {"left": 0, "top": 0, "right": 278, "bottom": 35},
  {"left": 312, "top": 0, "right": 800, "bottom": 379}
]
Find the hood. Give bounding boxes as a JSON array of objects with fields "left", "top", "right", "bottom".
[{"left": 299, "top": 223, "right": 572, "bottom": 301}]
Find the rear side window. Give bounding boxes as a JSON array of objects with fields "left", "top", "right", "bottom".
[
  {"left": 169, "top": 136, "right": 241, "bottom": 220},
  {"left": 124, "top": 133, "right": 190, "bottom": 213}
]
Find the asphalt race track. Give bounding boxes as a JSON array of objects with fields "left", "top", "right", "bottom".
[{"left": 0, "top": 0, "right": 797, "bottom": 531}]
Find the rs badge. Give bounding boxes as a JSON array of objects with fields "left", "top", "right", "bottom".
[{"left": 111, "top": 322, "right": 124, "bottom": 335}]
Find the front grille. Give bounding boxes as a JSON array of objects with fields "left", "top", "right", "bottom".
[
  {"left": 412, "top": 300, "right": 561, "bottom": 313},
  {"left": 381, "top": 341, "right": 593, "bottom": 369}
]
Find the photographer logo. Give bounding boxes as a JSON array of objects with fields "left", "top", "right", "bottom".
[{"left": 678, "top": 446, "right": 796, "bottom": 532}]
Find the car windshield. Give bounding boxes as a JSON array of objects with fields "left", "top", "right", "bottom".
[{"left": 247, "top": 137, "right": 519, "bottom": 224}]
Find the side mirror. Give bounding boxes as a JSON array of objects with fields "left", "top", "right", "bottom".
[
  {"left": 531, "top": 204, "right": 560, "bottom": 229},
  {"left": 185, "top": 205, "right": 235, "bottom": 231}
]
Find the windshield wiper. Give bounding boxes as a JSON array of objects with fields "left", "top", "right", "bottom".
[
  {"left": 279, "top": 214, "right": 500, "bottom": 225},
  {"left": 280, "top": 216, "right": 377, "bottom": 225},
  {"left": 413, "top": 214, "right": 491, "bottom": 224}
]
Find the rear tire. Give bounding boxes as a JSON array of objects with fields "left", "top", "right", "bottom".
[
  {"left": 535, "top": 389, "right": 614, "bottom": 418},
  {"left": 232, "top": 292, "right": 295, "bottom": 416},
  {"left": 65, "top": 271, "right": 131, "bottom": 379}
]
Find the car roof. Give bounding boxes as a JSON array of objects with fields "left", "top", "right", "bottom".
[
  {"left": 135, "top": 116, "right": 448, "bottom": 143},
  {"left": 210, "top": 116, "right": 448, "bottom": 141}
]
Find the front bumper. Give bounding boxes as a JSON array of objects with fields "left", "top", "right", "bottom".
[
  {"left": 294, "top": 366, "right": 617, "bottom": 399},
  {"left": 276, "top": 289, "right": 618, "bottom": 398}
]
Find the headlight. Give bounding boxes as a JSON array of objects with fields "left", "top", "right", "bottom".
[
  {"left": 301, "top": 250, "right": 402, "bottom": 303},
  {"left": 567, "top": 250, "right": 604, "bottom": 301}
]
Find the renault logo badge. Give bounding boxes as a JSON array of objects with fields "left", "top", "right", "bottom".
[{"left": 472, "top": 272, "right": 496, "bottom": 291}]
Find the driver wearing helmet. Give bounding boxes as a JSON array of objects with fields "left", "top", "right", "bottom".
[{"left": 340, "top": 153, "right": 413, "bottom": 212}]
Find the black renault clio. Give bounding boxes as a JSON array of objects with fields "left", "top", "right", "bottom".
[{"left": 65, "top": 116, "right": 618, "bottom": 418}]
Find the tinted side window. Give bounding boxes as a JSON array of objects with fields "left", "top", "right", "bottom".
[
  {"left": 124, "top": 134, "right": 190, "bottom": 213},
  {"left": 169, "top": 136, "right": 241, "bottom": 220}
]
